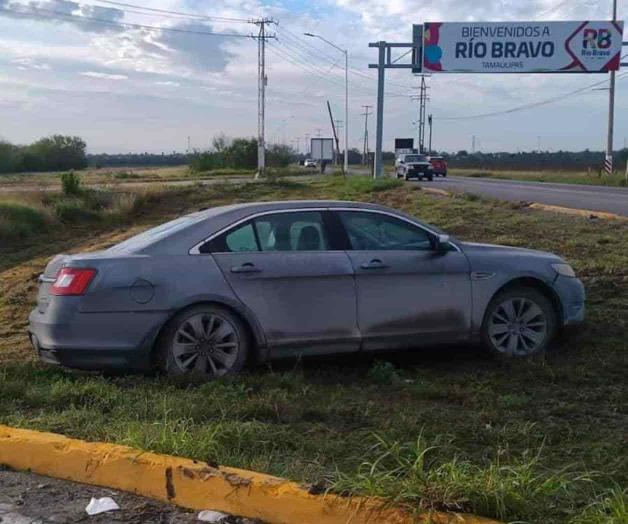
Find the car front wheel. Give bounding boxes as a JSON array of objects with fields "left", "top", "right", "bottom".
[
  {"left": 158, "top": 304, "right": 249, "bottom": 380},
  {"left": 481, "top": 287, "right": 556, "bottom": 357}
]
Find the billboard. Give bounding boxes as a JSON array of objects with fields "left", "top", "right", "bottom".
[
  {"left": 423, "top": 21, "right": 624, "bottom": 73},
  {"left": 394, "top": 138, "right": 414, "bottom": 154},
  {"left": 311, "top": 138, "right": 334, "bottom": 161}
]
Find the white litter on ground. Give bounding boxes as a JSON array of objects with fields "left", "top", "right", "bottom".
[
  {"left": 197, "top": 509, "right": 229, "bottom": 522},
  {"left": 85, "top": 497, "right": 120, "bottom": 515}
]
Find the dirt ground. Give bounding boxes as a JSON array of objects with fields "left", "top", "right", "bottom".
[{"left": 0, "top": 468, "right": 260, "bottom": 523}]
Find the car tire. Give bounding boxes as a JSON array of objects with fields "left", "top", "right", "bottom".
[
  {"left": 427, "top": 175, "right": 433, "bottom": 181},
  {"left": 157, "top": 304, "right": 249, "bottom": 381},
  {"left": 481, "top": 286, "right": 557, "bottom": 357},
  {"left": 404, "top": 173, "right": 409, "bottom": 181}
]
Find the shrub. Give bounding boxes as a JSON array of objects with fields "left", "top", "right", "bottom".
[
  {"left": 0, "top": 202, "right": 48, "bottom": 240},
  {"left": 54, "top": 199, "right": 100, "bottom": 222},
  {"left": 61, "top": 171, "right": 82, "bottom": 196}
]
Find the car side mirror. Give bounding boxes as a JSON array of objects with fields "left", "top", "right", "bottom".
[{"left": 435, "top": 234, "right": 451, "bottom": 253}]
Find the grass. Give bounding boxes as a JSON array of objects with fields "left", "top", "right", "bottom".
[
  {"left": 451, "top": 168, "right": 628, "bottom": 187},
  {"left": 0, "top": 176, "right": 626, "bottom": 522}
]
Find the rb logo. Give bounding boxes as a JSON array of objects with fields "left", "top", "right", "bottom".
[{"left": 583, "top": 28, "right": 612, "bottom": 49}]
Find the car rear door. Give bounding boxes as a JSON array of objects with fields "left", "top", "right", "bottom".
[
  {"left": 334, "top": 210, "right": 472, "bottom": 350},
  {"left": 207, "top": 210, "right": 359, "bottom": 354}
]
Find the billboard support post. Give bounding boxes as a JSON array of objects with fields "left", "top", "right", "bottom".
[
  {"left": 374, "top": 42, "right": 386, "bottom": 179},
  {"left": 369, "top": 40, "right": 420, "bottom": 178}
]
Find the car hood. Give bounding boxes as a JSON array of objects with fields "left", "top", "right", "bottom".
[{"left": 459, "top": 241, "right": 562, "bottom": 261}]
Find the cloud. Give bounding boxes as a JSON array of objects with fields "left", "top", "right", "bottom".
[
  {"left": 3, "top": 0, "right": 125, "bottom": 33},
  {"left": 80, "top": 71, "right": 128, "bottom": 80},
  {"left": 143, "top": 21, "right": 237, "bottom": 72},
  {"left": 10, "top": 56, "right": 50, "bottom": 70},
  {"left": 155, "top": 80, "right": 180, "bottom": 87}
]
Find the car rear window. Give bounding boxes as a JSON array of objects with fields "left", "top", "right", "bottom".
[
  {"left": 108, "top": 214, "right": 205, "bottom": 253},
  {"left": 404, "top": 155, "right": 428, "bottom": 162}
]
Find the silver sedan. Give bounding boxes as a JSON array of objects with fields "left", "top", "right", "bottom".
[{"left": 29, "top": 200, "right": 585, "bottom": 380}]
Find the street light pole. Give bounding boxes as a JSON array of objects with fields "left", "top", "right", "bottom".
[{"left": 304, "top": 32, "right": 349, "bottom": 175}]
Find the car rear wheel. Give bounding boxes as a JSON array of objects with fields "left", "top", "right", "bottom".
[
  {"left": 158, "top": 304, "right": 249, "bottom": 380},
  {"left": 481, "top": 287, "right": 556, "bottom": 357}
]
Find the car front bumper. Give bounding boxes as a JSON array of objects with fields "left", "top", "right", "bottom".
[
  {"left": 554, "top": 276, "right": 586, "bottom": 326},
  {"left": 28, "top": 301, "right": 169, "bottom": 371}
]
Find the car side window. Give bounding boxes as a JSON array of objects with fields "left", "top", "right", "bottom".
[
  {"left": 200, "top": 222, "right": 259, "bottom": 253},
  {"left": 201, "top": 211, "right": 331, "bottom": 253},
  {"left": 338, "top": 211, "right": 433, "bottom": 251},
  {"left": 253, "top": 212, "right": 329, "bottom": 252}
]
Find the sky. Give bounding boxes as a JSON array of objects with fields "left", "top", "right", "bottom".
[{"left": 0, "top": 0, "right": 626, "bottom": 154}]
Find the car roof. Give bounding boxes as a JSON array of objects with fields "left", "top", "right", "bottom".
[{"left": 111, "top": 199, "right": 441, "bottom": 255}]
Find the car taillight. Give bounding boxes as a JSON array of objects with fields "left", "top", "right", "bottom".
[{"left": 50, "top": 268, "right": 97, "bottom": 296}]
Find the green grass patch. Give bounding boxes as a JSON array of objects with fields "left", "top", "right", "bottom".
[{"left": 0, "top": 176, "right": 626, "bottom": 522}]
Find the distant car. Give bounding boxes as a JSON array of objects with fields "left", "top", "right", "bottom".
[
  {"left": 29, "top": 200, "right": 585, "bottom": 381},
  {"left": 395, "top": 154, "right": 433, "bottom": 181},
  {"left": 429, "top": 156, "right": 448, "bottom": 177},
  {"left": 304, "top": 159, "right": 317, "bottom": 168}
]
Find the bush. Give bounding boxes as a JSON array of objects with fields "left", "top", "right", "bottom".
[
  {"left": 60, "top": 171, "right": 82, "bottom": 196},
  {"left": 54, "top": 199, "right": 100, "bottom": 222},
  {"left": 0, "top": 202, "right": 48, "bottom": 239}
]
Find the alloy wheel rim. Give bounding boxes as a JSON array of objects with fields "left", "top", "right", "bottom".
[
  {"left": 488, "top": 297, "right": 547, "bottom": 356},
  {"left": 173, "top": 313, "right": 239, "bottom": 376}
]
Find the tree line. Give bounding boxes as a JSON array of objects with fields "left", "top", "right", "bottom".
[
  {"left": 443, "top": 149, "right": 628, "bottom": 171},
  {"left": 0, "top": 136, "right": 87, "bottom": 173},
  {"left": 189, "top": 136, "right": 293, "bottom": 172}
]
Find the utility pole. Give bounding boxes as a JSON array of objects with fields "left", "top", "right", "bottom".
[
  {"left": 327, "top": 101, "right": 342, "bottom": 171},
  {"left": 411, "top": 75, "right": 429, "bottom": 153},
  {"left": 335, "top": 120, "right": 344, "bottom": 167},
  {"left": 305, "top": 133, "right": 310, "bottom": 155},
  {"left": 472, "top": 135, "right": 476, "bottom": 154},
  {"left": 186, "top": 135, "right": 191, "bottom": 154},
  {"left": 296, "top": 137, "right": 300, "bottom": 154},
  {"left": 253, "top": 18, "right": 276, "bottom": 179},
  {"left": 605, "top": 0, "right": 618, "bottom": 175},
  {"left": 428, "top": 114, "right": 433, "bottom": 155},
  {"left": 361, "top": 105, "right": 372, "bottom": 165}
]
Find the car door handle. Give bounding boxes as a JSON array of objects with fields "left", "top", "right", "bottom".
[
  {"left": 230, "top": 263, "right": 262, "bottom": 274},
  {"left": 361, "top": 259, "right": 388, "bottom": 270}
]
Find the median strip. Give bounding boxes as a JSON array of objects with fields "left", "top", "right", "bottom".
[{"left": 0, "top": 424, "right": 498, "bottom": 524}]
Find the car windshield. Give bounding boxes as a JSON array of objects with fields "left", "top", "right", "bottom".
[{"left": 404, "top": 155, "right": 428, "bottom": 162}]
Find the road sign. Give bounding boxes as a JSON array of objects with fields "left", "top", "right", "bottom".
[
  {"left": 311, "top": 138, "right": 334, "bottom": 161},
  {"left": 423, "top": 21, "right": 624, "bottom": 73}
]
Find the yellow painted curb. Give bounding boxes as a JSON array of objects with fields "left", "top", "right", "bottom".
[
  {"left": 0, "top": 425, "right": 498, "bottom": 524},
  {"left": 528, "top": 203, "right": 626, "bottom": 221}
]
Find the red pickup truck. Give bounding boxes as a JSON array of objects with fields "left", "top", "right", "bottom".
[{"left": 429, "top": 156, "right": 448, "bottom": 177}]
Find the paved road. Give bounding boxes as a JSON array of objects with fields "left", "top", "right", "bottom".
[
  {"left": 0, "top": 468, "right": 260, "bottom": 523},
  {"left": 418, "top": 176, "right": 628, "bottom": 216}
]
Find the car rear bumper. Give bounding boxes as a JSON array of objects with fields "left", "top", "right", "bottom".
[{"left": 28, "top": 306, "right": 169, "bottom": 371}]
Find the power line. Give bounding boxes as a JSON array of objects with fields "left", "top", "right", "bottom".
[
  {"left": 435, "top": 73, "right": 628, "bottom": 121},
  {"left": 0, "top": 5, "right": 253, "bottom": 37},
  {"left": 269, "top": 40, "right": 410, "bottom": 98},
  {"left": 91, "top": 0, "right": 251, "bottom": 23},
  {"left": 275, "top": 26, "right": 414, "bottom": 90}
]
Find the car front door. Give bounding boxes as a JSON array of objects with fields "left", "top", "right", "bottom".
[
  {"left": 334, "top": 210, "right": 472, "bottom": 350},
  {"left": 207, "top": 210, "right": 359, "bottom": 354}
]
